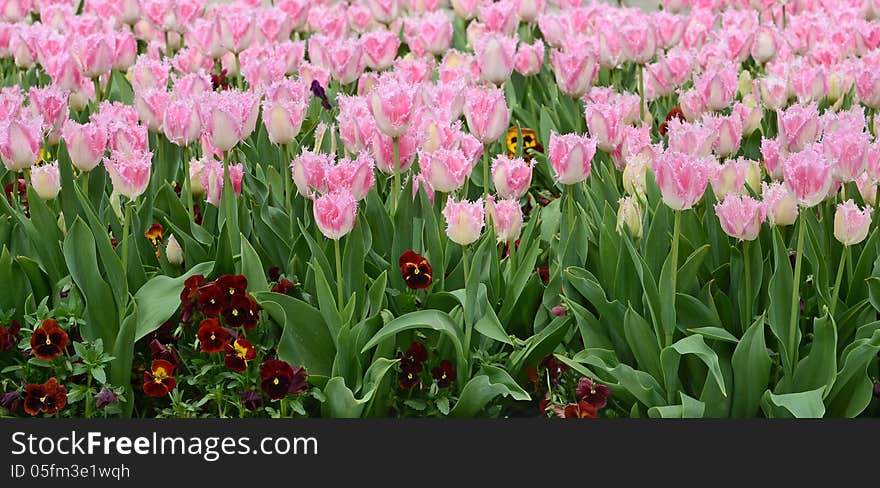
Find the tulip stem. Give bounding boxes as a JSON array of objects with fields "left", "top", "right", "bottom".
[
  {"left": 483, "top": 148, "right": 490, "bottom": 200},
  {"left": 667, "top": 211, "right": 680, "bottom": 348},
  {"left": 234, "top": 53, "right": 242, "bottom": 90},
  {"left": 93, "top": 77, "right": 102, "bottom": 103},
  {"left": 335, "top": 238, "right": 344, "bottom": 312},
  {"left": 637, "top": 64, "right": 645, "bottom": 125},
  {"left": 830, "top": 246, "right": 848, "bottom": 317},
  {"left": 743, "top": 240, "right": 752, "bottom": 332},
  {"left": 391, "top": 136, "right": 400, "bottom": 216},
  {"left": 182, "top": 145, "right": 193, "bottom": 218},
  {"left": 82, "top": 170, "right": 90, "bottom": 203},
  {"left": 788, "top": 215, "right": 806, "bottom": 374},
  {"left": 121, "top": 199, "right": 132, "bottom": 276}
]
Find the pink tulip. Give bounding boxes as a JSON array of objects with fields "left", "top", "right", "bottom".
[
  {"left": 188, "top": 18, "right": 225, "bottom": 59},
  {"left": 666, "top": 118, "right": 715, "bottom": 158},
  {"left": 327, "top": 38, "right": 365, "bottom": 86},
  {"left": 371, "top": 129, "right": 418, "bottom": 174},
  {"left": 759, "top": 75, "right": 790, "bottom": 111},
  {"left": 761, "top": 181, "right": 799, "bottom": 227},
  {"left": 163, "top": 99, "right": 201, "bottom": 147},
  {"left": 733, "top": 97, "right": 762, "bottom": 136},
  {"left": 538, "top": 13, "right": 568, "bottom": 49},
  {"left": 277, "top": 0, "right": 309, "bottom": 31},
  {"left": 393, "top": 58, "right": 435, "bottom": 85},
  {"left": 761, "top": 137, "right": 786, "bottom": 180},
  {"left": 262, "top": 98, "right": 307, "bottom": 146},
  {"left": 463, "top": 86, "right": 509, "bottom": 145},
  {"left": 711, "top": 157, "right": 754, "bottom": 201},
  {"left": 478, "top": 1, "right": 517, "bottom": 35},
  {"left": 678, "top": 88, "right": 705, "bottom": 122},
  {"left": 256, "top": 6, "right": 293, "bottom": 44},
  {"left": 653, "top": 11, "right": 684, "bottom": 50},
  {"left": 313, "top": 190, "right": 357, "bottom": 240},
  {"left": 291, "top": 150, "right": 331, "bottom": 198},
  {"left": 129, "top": 56, "right": 171, "bottom": 93},
  {"left": 834, "top": 200, "right": 872, "bottom": 246},
  {"left": 856, "top": 66, "right": 880, "bottom": 109},
  {"left": 73, "top": 33, "right": 114, "bottom": 79},
  {"left": 486, "top": 195, "right": 523, "bottom": 244},
  {"left": 361, "top": 29, "right": 400, "bottom": 71},
  {"left": 782, "top": 145, "right": 833, "bottom": 208},
  {"left": 216, "top": 4, "right": 255, "bottom": 54},
  {"left": 693, "top": 67, "right": 737, "bottom": 112},
  {"left": 325, "top": 152, "right": 375, "bottom": 201},
  {"left": 514, "top": 40, "right": 544, "bottom": 77},
  {"left": 474, "top": 32, "right": 517, "bottom": 85},
  {"left": 198, "top": 90, "right": 260, "bottom": 153},
  {"left": 27, "top": 85, "right": 67, "bottom": 144},
  {"left": 442, "top": 196, "right": 485, "bottom": 246},
  {"left": 452, "top": 0, "right": 480, "bottom": 20},
  {"left": 200, "top": 158, "right": 244, "bottom": 206},
  {"left": 0, "top": 0, "right": 31, "bottom": 22},
  {"left": 867, "top": 142, "right": 880, "bottom": 182},
  {"left": 368, "top": 76, "right": 418, "bottom": 138},
  {"left": 791, "top": 65, "right": 828, "bottom": 104},
  {"left": 171, "top": 72, "right": 212, "bottom": 100},
  {"left": 418, "top": 148, "right": 473, "bottom": 193},
  {"left": 10, "top": 25, "right": 37, "bottom": 69},
  {"left": 715, "top": 194, "right": 765, "bottom": 241},
  {"left": 239, "top": 46, "right": 287, "bottom": 89},
  {"left": 652, "top": 150, "right": 717, "bottom": 211},
  {"left": 706, "top": 114, "right": 743, "bottom": 158},
  {"left": 514, "top": 0, "right": 544, "bottom": 23},
  {"left": 584, "top": 102, "right": 625, "bottom": 153},
  {"left": 347, "top": 4, "right": 372, "bottom": 33},
  {"left": 0, "top": 116, "right": 42, "bottom": 172},
  {"left": 134, "top": 89, "right": 170, "bottom": 133},
  {"left": 619, "top": 15, "right": 656, "bottom": 64},
  {"left": 777, "top": 103, "right": 820, "bottom": 153},
  {"left": 62, "top": 120, "right": 106, "bottom": 173},
  {"left": 404, "top": 11, "right": 452, "bottom": 57},
  {"left": 492, "top": 155, "right": 532, "bottom": 199},
  {"left": 751, "top": 26, "right": 779, "bottom": 64},
  {"left": 551, "top": 43, "right": 599, "bottom": 98},
  {"left": 824, "top": 129, "right": 869, "bottom": 183},
  {"left": 857, "top": 172, "right": 877, "bottom": 205},
  {"left": 30, "top": 161, "right": 60, "bottom": 201},
  {"left": 548, "top": 132, "right": 595, "bottom": 185},
  {"left": 103, "top": 149, "right": 152, "bottom": 201}
]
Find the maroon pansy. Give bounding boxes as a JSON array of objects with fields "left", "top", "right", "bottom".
[
  {"left": 260, "top": 359, "right": 299, "bottom": 400},
  {"left": 562, "top": 401, "right": 597, "bottom": 418},
  {"left": 197, "top": 283, "right": 226, "bottom": 316},
  {"left": 143, "top": 360, "right": 177, "bottom": 398},
  {"left": 404, "top": 341, "right": 428, "bottom": 364},
  {"left": 30, "top": 319, "right": 68, "bottom": 360},
  {"left": 576, "top": 377, "right": 610, "bottom": 410},
  {"left": 224, "top": 338, "right": 256, "bottom": 373},
  {"left": 398, "top": 359, "right": 422, "bottom": 390},
  {"left": 431, "top": 360, "right": 456, "bottom": 388},
  {"left": 197, "top": 318, "right": 228, "bottom": 354},
  {"left": 0, "top": 319, "right": 20, "bottom": 351},
  {"left": 23, "top": 378, "right": 67, "bottom": 416},
  {"left": 399, "top": 250, "right": 433, "bottom": 290}
]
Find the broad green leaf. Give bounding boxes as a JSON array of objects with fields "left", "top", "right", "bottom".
[
  {"left": 661, "top": 335, "right": 727, "bottom": 398},
  {"left": 824, "top": 329, "right": 880, "bottom": 417},
  {"left": 761, "top": 388, "right": 826, "bottom": 418},
  {"left": 731, "top": 316, "right": 771, "bottom": 417},
  {"left": 450, "top": 366, "right": 530, "bottom": 417},
  {"left": 791, "top": 312, "right": 837, "bottom": 396},
  {"left": 321, "top": 358, "right": 398, "bottom": 418},
  {"left": 240, "top": 235, "right": 269, "bottom": 293},
  {"left": 687, "top": 327, "right": 739, "bottom": 344},
  {"left": 133, "top": 261, "right": 214, "bottom": 341},
  {"left": 254, "top": 291, "right": 335, "bottom": 377}
]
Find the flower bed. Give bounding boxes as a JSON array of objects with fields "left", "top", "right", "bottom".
[{"left": 1, "top": 0, "right": 879, "bottom": 419}]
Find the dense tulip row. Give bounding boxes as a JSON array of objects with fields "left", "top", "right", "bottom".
[{"left": 0, "top": 0, "right": 880, "bottom": 418}]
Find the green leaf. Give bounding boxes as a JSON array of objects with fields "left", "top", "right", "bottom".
[
  {"left": 321, "top": 358, "right": 398, "bottom": 418},
  {"left": 824, "top": 329, "right": 880, "bottom": 417},
  {"left": 731, "top": 316, "right": 771, "bottom": 417},
  {"left": 254, "top": 291, "right": 335, "bottom": 377},
  {"left": 761, "top": 388, "right": 826, "bottom": 418},
  {"left": 133, "top": 261, "right": 214, "bottom": 341},
  {"left": 648, "top": 393, "right": 706, "bottom": 418},
  {"left": 240, "top": 235, "right": 269, "bottom": 293},
  {"left": 791, "top": 312, "right": 837, "bottom": 396},
  {"left": 506, "top": 314, "right": 571, "bottom": 380},
  {"left": 661, "top": 335, "right": 727, "bottom": 398},
  {"left": 361, "top": 310, "right": 465, "bottom": 364},
  {"left": 623, "top": 306, "right": 662, "bottom": 379},
  {"left": 474, "top": 299, "right": 513, "bottom": 345},
  {"left": 450, "top": 365, "right": 530, "bottom": 417},
  {"left": 768, "top": 227, "right": 796, "bottom": 373},
  {"left": 687, "top": 327, "right": 739, "bottom": 344}
]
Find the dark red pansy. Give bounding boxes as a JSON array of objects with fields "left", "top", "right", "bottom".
[
  {"left": 268, "top": 267, "right": 281, "bottom": 282},
  {"left": 537, "top": 265, "right": 550, "bottom": 285},
  {"left": 216, "top": 274, "right": 248, "bottom": 299},
  {"left": 143, "top": 359, "right": 177, "bottom": 398},
  {"left": 272, "top": 278, "right": 294, "bottom": 295},
  {"left": 398, "top": 250, "right": 433, "bottom": 290},
  {"left": 23, "top": 378, "right": 67, "bottom": 416},
  {"left": 431, "top": 360, "right": 456, "bottom": 388},
  {"left": 398, "top": 359, "right": 422, "bottom": 390},
  {"left": 575, "top": 377, "right": 610, "bottom": 410},
  {"left": 30, "top": 319, "right": 68, "bottom": 360},
  {"left": 242, "top": 295, "right": 261, "bottom": 331},
  {"left": 222, "top": 294, "right": 251, "bottom": 328},
  {"left": 562, "top": 401, "right": 597, "bottom": 418},
  {"left": 1, "top": 390, "right": 22, "bottom": 413},
  {"left": 259, "top": 359, "right": 294, "bottom": 400},
  {"left": 241, "top": 390, "right": 262, "bottom": 411},
  {"left": 224, "top": 338, "right": 256, "bottom": 372},
  {"left": 404, "top": 341, "right": 428, "bottom": 364},
  {"left": 0, "top": 319, "right": 20, "bottom": 351},
  {"left": 148, "top": 339, "right": 181, "bottom": 368},
  {"left": 196, "top": 282, "right": 226, "bottom": 316},
  {"left": 197, "top": 318, "right": 228, "bottom": 354}
]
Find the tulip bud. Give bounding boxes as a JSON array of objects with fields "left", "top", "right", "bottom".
[
  {"left": 715, "top": 194, "right": 765, "bottom": 241},
  {"left": 548, "top": 132, "right": 596, "bottom": 185},
  {"left": 834, "top": 200, "right": 872, "bottom": 246},
  {"left": 761, "top": 182, "right": 798, "bottom": 227},
  {"left": 486, "top": 196, "right": 523, "bottom": 244},
  {"left": 30, "top": 162, "right": 61, "bottom": 201},
  {"left": 166, "top": 234, "right": 184, "bottom": 266},
  {"left": 313, "top": 190, "right": 357, "bottom": 240},
  {"left": 616, "top": 196, "right": 642, "bottom": 240},
  {"left": 622, "top": 154, "right": 648, "bottom": 197},
  {"left": 442, "top": 196, "right": 485, "bottom": 246}
]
